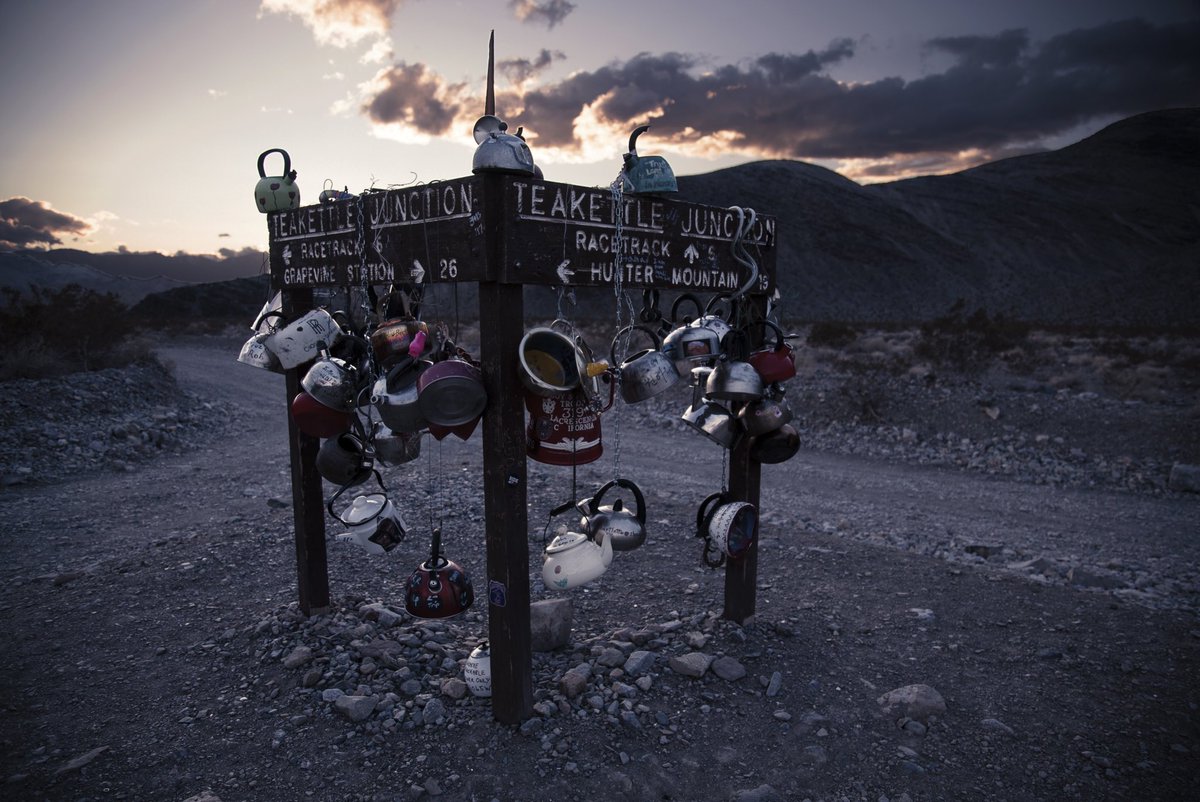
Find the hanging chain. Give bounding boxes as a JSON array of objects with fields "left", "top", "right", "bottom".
[{"left": 608, "top": 174, "right": 627, "bottom": 480}]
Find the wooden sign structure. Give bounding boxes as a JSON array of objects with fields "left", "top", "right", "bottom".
[{"left": 268, "top": 172, "right": 776, "bottom": 724}]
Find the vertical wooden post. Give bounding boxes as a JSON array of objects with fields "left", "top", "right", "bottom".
[
  {"left": 722, "top": 296, "right": 767, "bottom": 624},
  {"left": 281, "top": 287, "right": 331, "bottom": 616},
  {"left": 478, "top": 174, "right": 534, "bottom": 723}
]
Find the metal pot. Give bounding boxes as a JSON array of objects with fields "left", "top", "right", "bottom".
[
  {"left": 525, "top": 386, "right": 610, "bottom": 466},
  {"left": 290, "top": 390, "right": 352, "bottom": 439},
  {"left": 697, "top": 491, "right": 757, "bottom": 565},
  {"left": 417, "top": 352, "right": 487, "bottom": 427},
  {"left": 578, "top": 478, "right": 647, "bottom": 552},
  {"left": 370, "top": 421, "right": 422, "bottom": 466},
  {"left": 706, "top": 331, "right": 764, "bottom": 403},
  {"left": 301, "top": 348, "right": 358, "bottom": 411},
  {"left": 737, "top": 391, "right": 793, "bottom": 437},
  {"left": 519, "top": 326, "right": 581, "bottom": 396},
  {"left": 611, "top": 325, "right": 680, "bottom": 403},
  {"left": 371, "top": 357, "right": 431, "bottom": 434},
  {"left": 405, "top": 529, "right": 474, "bottom": 619},
  {"left": 237, "top": 332, "right": 284, "bottom": 373},
  {"left": 750, "top": 423, "right": 800, "bottom": 464},
  {"left": 316, "top": 432, "right": 374, "bottom": 487},
  {"left": 370, "top": 317, "right": 430, "bottom": 369},
  {"left": 661, "top": 293, "right": 724, "bottom": 375},
  {"left": 747, "top": 320, "right": 796, "bottom": 384},
  {"left": 681, "top": 367, "right": 743, "bottom": 449}
]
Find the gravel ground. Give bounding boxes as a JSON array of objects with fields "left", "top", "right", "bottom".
[{"left": 0, "top": 333, "right": 1198, "bottom": 801}]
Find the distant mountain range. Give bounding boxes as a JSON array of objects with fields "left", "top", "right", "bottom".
[
  {"left": 4, "top": 108, "right": 1196, "bottom": 328},
  {"left": 678, "top": 107, "right": 1199, "bottom": 328}
]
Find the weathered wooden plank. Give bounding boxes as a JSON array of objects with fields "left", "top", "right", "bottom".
[
  {"left": 500, "top": 176, "right": 775, "bottom": 292},
  {"left": 268, "top": 178, "right": 487, "bottom": 290}
]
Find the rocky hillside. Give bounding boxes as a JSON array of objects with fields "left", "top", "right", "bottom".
[{"left": 679, "top": 108, "right": 1200, "bottom": 328}]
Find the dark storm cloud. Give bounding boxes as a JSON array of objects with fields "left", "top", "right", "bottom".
[
  {"left": 361, "top": 17, "right": 1200, "bottom": 164},
  {"left": 500, "top": 49, "right": 565, "bottom": 84},
  {"left": 0, "top": 197, "right": 92, "bottom": 250},
  {"left": 362, "top": 63, "right": 470, "bottom": 133},
  {"left": 509, "top": 0, "right": 575, "bottom": 29}
]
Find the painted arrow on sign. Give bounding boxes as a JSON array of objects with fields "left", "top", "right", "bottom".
[
  {"left": 411, "top": 259, "right": 425, "bottom": 283},
  {"left": 683, "top": 243, "right": 700, "bottom": 264},
  {"left": 556, "top": 259, "right": 575, "bottom": 283}
]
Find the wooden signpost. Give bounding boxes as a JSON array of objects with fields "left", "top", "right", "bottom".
[{"left": 267, "top": 170, "right": 775, "bottom": 726}]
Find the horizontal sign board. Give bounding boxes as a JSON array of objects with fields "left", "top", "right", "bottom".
[
  {"left": 268, "top": 177, "right": 486, "bottom": 290},
  {"left": 499, "top": 177, "right": 775, "bottom": 292}
]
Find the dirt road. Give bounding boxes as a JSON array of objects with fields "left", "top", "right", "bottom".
[{"left": 1, "top": 340, "right": 1197, "bottom": 801}]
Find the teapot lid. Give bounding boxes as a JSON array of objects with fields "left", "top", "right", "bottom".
[{"left": 545, "top": 531, "right": 589, "bottom": 554}]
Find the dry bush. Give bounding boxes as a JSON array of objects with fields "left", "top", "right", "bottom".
[{"left": 915, "top": 301, "right": 1031, "bottom": 374}]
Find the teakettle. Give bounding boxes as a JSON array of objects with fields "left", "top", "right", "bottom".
[
  {"left": 661, "top": 293, "right": 722, "bottom": 375},
  {"left": 300, "top": 347, "right": 358, "bottom": 411},
  {"left": 464, "top": 641, "right": 492, "bottom": 697},
  {"left": 264, "top": 308, "right": 343, "bottom": 370},
  {"left": 315, "top": 432, "right": 374, "bottom": 487},
  {"left": 327, "top": 472, "right": 407, "bottom": 556},
  {"left": 611, "top": 325, "right": 680, "bottom": 403},
  {"left": 706, "top": 330, "right": 764, "bottom": 403},
  {"left": 681, "top": 367, "right": 742, "bottom": 450},
  {"left": 471, "top": 115, "right": 536, "bottom": 175},
  {"left": 621, "top": 125, "right": 677, "bottom": 195},
  {"left": 405, "top": 529, "right": 475, "bottom": 619},
  {"left": 747, "top": 320, "right": 796, "bottom": 384},
  {"left": 542, "top": 501, "right": 613, "bottom": 590},
  {"left": 578, "top": 478, "right": 646, "bottom": 552},
  {"left": 371, "top": 356, "right": 432, "bottom": 434},
  {"left": 254, "top": 148, "right": 300, "bottom": 213},
  {"left": 291, "top": 389, "right": 352, "bottom": 439}
]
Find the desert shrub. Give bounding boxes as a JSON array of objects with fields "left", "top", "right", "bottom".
[
  {"left": 0, "top": 285, "right": 152, "bottom": 379},
  {"left": 914, "top": 300, "right": 1030, "bottom": 373},
  {"left": 807, "top": 321, "right": 859, "bottom": 348}
]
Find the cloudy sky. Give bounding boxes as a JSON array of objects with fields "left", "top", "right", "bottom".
[{"left": 1, "top": 0, "right": 1197, "bottom": 258}]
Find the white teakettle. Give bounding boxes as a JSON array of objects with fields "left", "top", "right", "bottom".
[{"left": 542, "top": 500, "right": 613, "bottom": 590}]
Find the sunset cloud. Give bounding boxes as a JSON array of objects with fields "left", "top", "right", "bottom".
[
  {"left": 259, "top": 0, "right": 401, "bottom": 47},
  {"left": 355, "top": 16, "right": 1199, "bottom": 177},
  {"left": 0, "top": 197, "right": 94, "bottom": 250},
  {"left": 509, "top": 0, "right": 575, "bottom": 29}
]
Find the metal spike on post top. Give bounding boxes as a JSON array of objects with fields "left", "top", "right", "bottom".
[{"left": 485, "top": 30, "right": 495, "bottom": 116}]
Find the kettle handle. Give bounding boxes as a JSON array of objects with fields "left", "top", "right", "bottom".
[
  {"left": 704, "top": 292, "right": 733, "bottom": 319},
  {"left": 695, "top": 490, "right": 727, "bottom": 540},
  {"left": 589, "top": 477, "right": 646, "bottom": 525},
  {"left": 257, "top": 148, "right": 292, "bottom": 179},
  {"left": 609, "top": 324, "right": 663, "bottom": 363},
  {"left": 670, "top": 293, "right": 703, "bottom": 325},
  {"left": 746, "top": 318, "right": 788, "bottom": 353},
  {"left": 325, "top": 469, "right": 387, "bottom": 525},
  {"left": 627, "top": 124, "right": 650, "bottom": 156}
]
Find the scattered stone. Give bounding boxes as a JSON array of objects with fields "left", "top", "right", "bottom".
[
  {"left": 282, "top": 645, "right": 313, "bottom": 669},
  {"left": 1168, "top": 463, "right": 1200, "bottom": 493},
  {"left": 1068, "top": 567, "right": 1128, "bottom": 590},
  {"left": 321, "top": 688, "right": 345, "bottom": 703},
  {"left": 180, "top": 792, "right": 223, "bottom": 802},
  {"left": 877, "top": 684, "right": 946, "bottom": 722},
  {"left": 712, "top": 656, "right": 747, "bottom": 681},
  {"left": 530, "top": 598, "right": 573, "bottom": 652},
  {"left": 980, "top": 718, "right": 1014, "bottom": 735},
  {"left": 773, "top": 710, "right": 792, "bottom": 722},
  {"left": 596, "top": 647, "right": 626, "bottom": 667},
  {"left": 54, "top": 745, "right": 109, "bottom": 776},
  {"left": 668, "top": 652, "right": 713, "bottom": 678},
  {"left": 765, "top": 671, "right": 783, "bottom": 697},
  {"left": 301, "top": 668, "right": 323, "bottom": 688},
  {"left": 623, "top": 650, "right": 655, "bottom": 676},
  {"left": 800, "top": 745, "right": 828, "bottom": 765},
  {"left": 422, "top": 698, "right": 447, "bottom": 724},
  {"left": 559, "top": 664, "right": 592, "bottom": 698},
  {"left": 731, "top": 784, "right": 781, "bottom": 802},
  {"left": 441, "top": 678, "right": 468, "bottom": 700},
  {"left": 333, "top": 695, "right": 377, "bottom": 723}
]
